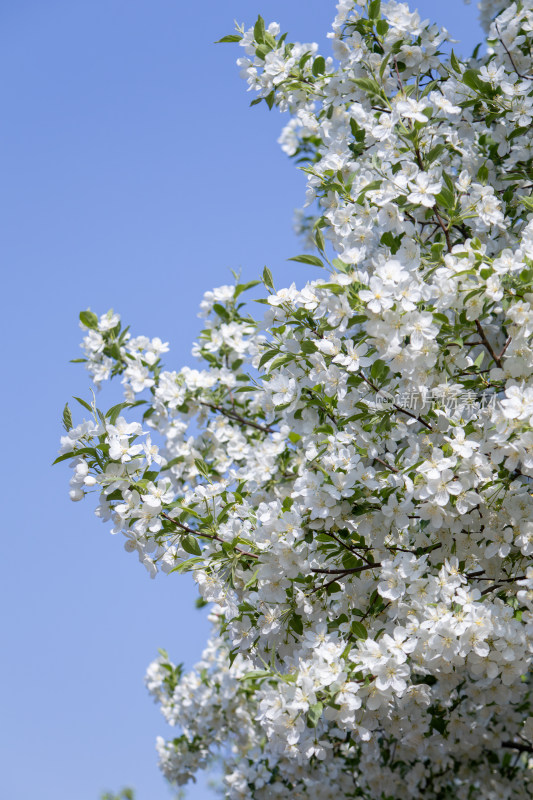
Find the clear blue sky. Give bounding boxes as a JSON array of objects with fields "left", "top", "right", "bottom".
[{"left": 1, "top": 2, "right": 483, "bottom": 798}]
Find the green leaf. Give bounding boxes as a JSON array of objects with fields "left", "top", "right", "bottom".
[
  {"left": 194, "top": 458, "right": 210, "bottom": 477},
  {"left": 169, "top": 557, "right": 203, "bottom": 574},
  {"left": 314, "top": 228, "right": 325, "bottom": 252},
  {"left": 369, "top": 0, "right": 381, "bottom": 20},
  {"left": 434, "top": 186, "right": 455, "bottom": 209},
  {"left": 370, "top": 359, "right": 389, "bottom": 383},
  {"left": 462, "top": 69, "right": 487, "bottom": 93},
  {"left": 352, "top": 77, "right": 383, "bottom": 97},
  {"left": 519, "top": 195, "right": 533, "bottom": 211},
  {"left": 380, "top": 231, "right": 401, "bottom": 254},
  {"left": 52, "top": 446, "right": 97, "bottom": 465},
  {"left": 351, "top": 621, "right": 368, "bottom": 639},
  {"left": 79, "top": 310, "right": 98, "bottom": 329},
  {"left": 62, "top": 402, "right": 73, "bottom": 432},
  {"left": 300, "top": 340, "right": 317, "bottom": 354},
  {"left": 299, "top": 51, "right": 313, "bottom": 70},
  {"left": 73, "top": 396, "right": 93, "bottom": 413},
  {"left": 312, "top": 56, "right": 326, "bottom": 76},
  {"left": 213, "top": 303, "right": 230, "bottom": 321},
  {"left": 357, "top": 180, "right": 382, "bottom": 202},
  {"left": 182, "top": 535, "right": 202, "bottom": 557},
  {"left": 450, "top": 49, "right": 461, "bottom": 73},
  {"left": 240, "top": 669, "right": 271, "bottom": 681},
  {"left": 427, "top": 143, "right": 446, "bottom": 165},
  {"left": 215, "top": 34, "right": 243, "bottom": 43},
  {"left": 262, "top": 266, "right": 274, "bottom": 289},
  {"left": 254, "top": 15, "right": 266, "bottom": 44},
  {"left": 288, "top": 254, "right": 324, "bottom": 267},
  {"left": 289, "top": 614, "right": 304, "bottom": 635},
  {"left": 258, "top": 348, "right": 280, "bottom": 368},
  {"left": 106, "top": 402, "right": 129, "bottom": 425},
  {"left": 234, "top": 280, "right": 260, "bottom": 299},
  {"left": 307, "top": 701, "right": 323, "bottom": 727},
  {"left": 477, "top": 163, "right": 489, "bottom": 183},
  {"left": 264, "top": 90, "right": 275, "bottom": 110},
  {"left": 268, "top": 353, "right": 295, "bottom": 371}
]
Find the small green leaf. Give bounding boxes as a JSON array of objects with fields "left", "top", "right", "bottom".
[
  {"left": 288, "top": 254, "right": 324, "bottom": 267},
  {"left": 477, "top": 163, "right": 489, "bottom": 183},
  {"left": 182, "top": 535, "right": 202, "bottom": 557},
  {"left": 315, "top": 228, "right": 325, "bottom": 252},
  {"left": 262, "top": 266, "right": 274, "bottom": 289},
  {"left": 312, "top": 56, "right": 326, "bottom": 76},
  {"left": 369, "top": 0, "right": 381, "bottom": 20},
  {"left": 215, "top": 34, "right": 243, "bottom": 43},
  {"left": 352, "top": 77, "right": 383, "bottom": 97},
  {"left": 73, "top": 396, "right": 93, "bottom": 413},
  {"left": 307, "top": 701, "right": 323, "bottom": 727},
  {"left": 240, "top": 669, "right": 271, "bottom": 681},
  {"left": 300, "top": 340, "right": 317, "bottom": 354},
  {"left": 62, "top": 402, "right": 73, "bottom": 432},
  {"left": 462, "top": 69, "right": 487, "bottom": 93},
  {"left": 234, "top": 280, "right": 260, "bottom": 299},
  {"left": 289, "top": 614, "right": 303, "bottom": 635},
  {"left": 450, "top": 49, "right": 461, "bottom": 73},
  {"left": 79, "top": 310, "right": 98, "bottom": 329},
  {"left": 254, "top": 15, "right": 266, "bottom": 44},
  {"left": 351, "top": 621, "right": 368, "bottom": 639},
  {"left": 519, "top": 195, "right": 533, "bottom": 211},
  {"left": 427, "top": 143, "right": 446, "bottom": 165}
]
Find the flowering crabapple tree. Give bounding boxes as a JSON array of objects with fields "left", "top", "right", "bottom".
[{"left": 57, "top": 0, "right": 533, "bottom": 797}]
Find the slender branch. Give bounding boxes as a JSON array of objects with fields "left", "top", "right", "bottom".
[
  {"left": 359, "top": 371, "right": 434, "bottom": 431},
  {"left": 311, "top": 563, "right": 380, "bottom": 576},
  {"left": 161, "top": 512, "right": 258, "bottom": 559},
  {"left": 373, "top": 456, "right": 399, "bottom": 474},
  {"left": 502, "top": 741, "right": 533, "bottom": 754},
  {"left": 307, "top": 563, "right": 380, "bottom": 596},
  {"left": 393, "top": 58, "right": 404, "bottom": 91},
  {"left": 433, "top": 206, "right": 452, "bottom": 253},
  {"left": 498, "top": 336, "right": 512, "bottom": 361},
  {"left": 475, "top": 320, "right": 502, "bottom": 368},
  {"left": 495, "top": 23, "right": 533, "bottom": 81},
  {"left": 200, "top": 401, "right": 274, "bottom": 434}
]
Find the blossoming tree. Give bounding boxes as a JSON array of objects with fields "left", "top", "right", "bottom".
[{"left": 58, "top": 0, "right": 533, "bottom": 797}]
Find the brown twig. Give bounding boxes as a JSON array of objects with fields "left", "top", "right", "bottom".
[
  {"left": 498, "top": 336, "right": 512, "bottom": 361},
  {"left": 161, "top": 512, "right": 258, "bottom": 559},
  {"left": 495, "top": 23, "right": 533, "bottom": 81},
  {"left": 393, "top": 58, "right": 404, "bottom": 91},
  {"left": 433, "top": 207, "right": 452, "bottom": 253},
  {"left": 200, "top": 401, "right": 274, "bottom": 434},
  {"left": 359, "top": 372, "right": 434, "bottom": 431},
  {"left": 373, "top": 456, "right": 399, "bottom": 474},
  {"left": 502, "top": 741, "right": 533, "bottom": 754},
  {"left": 475, "top": 320, "right": 502, "bottom": 368},
  {"left": 311, "top": 563, "right": 380, "bottom": 576}
]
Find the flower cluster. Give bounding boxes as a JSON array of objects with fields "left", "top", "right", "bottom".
[{"left": 59, "top": 1, "right": 533, "bottom": 797}]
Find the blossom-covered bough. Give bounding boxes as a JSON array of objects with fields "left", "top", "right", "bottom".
[{"left": 57, "top": 1, "right": 533, "bottom": 797}]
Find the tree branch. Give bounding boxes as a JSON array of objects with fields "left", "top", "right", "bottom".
[
  {"left": 200, "top": 401, "right": 274, "bottom": 434},
  {"left": 161, "top": 512, "right": 258, "bottom": 559},
  {"left": 475, "top": 320, "right": 502, "bottom": 368}
]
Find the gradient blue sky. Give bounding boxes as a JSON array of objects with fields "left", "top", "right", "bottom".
[{"left": 1, "top": 2, "right": 483, "bottom": 798}]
